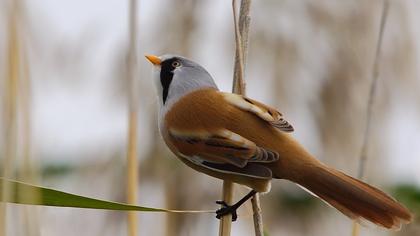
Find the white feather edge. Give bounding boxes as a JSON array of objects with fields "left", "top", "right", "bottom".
[{"left": 222, "top": 93, "right": 274, "bottom": 122}]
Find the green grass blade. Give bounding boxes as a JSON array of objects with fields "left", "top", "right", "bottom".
[{"left": 0, "top": 177, "right": 167, "bottom": 212}]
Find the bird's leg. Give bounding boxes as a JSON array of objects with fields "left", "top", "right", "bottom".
[{"left": 215, "top": 190, "right": 257, "bottom": 222}]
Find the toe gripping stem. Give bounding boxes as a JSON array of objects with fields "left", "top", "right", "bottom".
[{"left": 216, "top": 190, "right": 257, "bottom": 222}]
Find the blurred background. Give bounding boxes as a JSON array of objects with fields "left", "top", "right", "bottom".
[{"left": 1, "top": 0, "right": 420, "bottom": 235}]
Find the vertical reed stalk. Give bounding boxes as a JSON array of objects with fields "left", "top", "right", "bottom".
[
  {"left": 1, "top": 3, "right": 20, "bottom": 235},
  {"left": 250, "top": 193, "right": 263, "bottom": 236},
  {"left": 234, "top": 1, "right": 264, "bottom": 235},
  {"left": 232, "top": 0, "right": 251, "bottom": 95},
  {"left": 231, "top": 0, "right": 245, "bottom": 95},
  {"left": 19, "top": 14, "right": 41, "bottom": 236},
  {"left": 126, "top": 0, "right": 139, "bottom": 235},
  {"left": 218, "top": 181, "right": 234, "bottom": 236},
  {"left": 219, "top": 1, "right": 255, "bottom": 236},
  {"left": 127, "top": 113, "right": 138, "bottom": 236},
  {"left": 352, "top": 1, "right": 389, "bottom": 235}
]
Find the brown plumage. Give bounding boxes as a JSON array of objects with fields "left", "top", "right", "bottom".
[{"left": 162, "top": 88, "right": 413, "bottom": 230}]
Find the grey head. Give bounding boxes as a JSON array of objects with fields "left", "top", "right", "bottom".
[{"left": 147, "top": 54, "right": 219, "bottom": 109}]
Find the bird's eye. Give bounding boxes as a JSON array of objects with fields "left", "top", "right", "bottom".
[{"left": 172, "top": 61, "right": 181, "bottom": 68}]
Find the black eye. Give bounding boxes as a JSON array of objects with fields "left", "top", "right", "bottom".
[{"left": 172, "top": 61, "right": 181, "bottom": 68}]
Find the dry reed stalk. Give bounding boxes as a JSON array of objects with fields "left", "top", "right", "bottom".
[
  {"left": 218, "top": 181, "right": 234, "bottom": 236},
  {"left": 19, "top": 19, "right": 41, "bottom": 236},
  {"left": 1, "top": 4, "right": 21, "bottom": 235},
  {"left": 352, "top": 1, "right": 389, "bottom": 235},
  {"left": 231, "top": 0, "right": 245, "bottom": 95},
  {"left": 250, "top": 193, "right": 263, "bottom": 236},
  {"left": 234, "top": 1, "right": 264, "bottom": 235},
  {"left": 2, "top": 3, "right": 41, "bottom": 235},
  {"left": 219, "top": 1, "right": 255, "bottom": 236},
  {"left": 127, "top": 113, "right": 139, "bottom": 236},
  {"left": 233, "top": 0, "right": 251, "bottom": 93},
  {"left": 126, "top": 0, "right": 139, "bottom": 235}
]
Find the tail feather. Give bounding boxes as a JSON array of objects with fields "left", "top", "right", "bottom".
[{"left": 294, "top": 164, "right": 412, "bottom": 229}]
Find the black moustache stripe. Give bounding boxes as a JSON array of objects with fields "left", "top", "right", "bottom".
[{"left": 160, "top": 58, "right": 178, "bottom": 104}]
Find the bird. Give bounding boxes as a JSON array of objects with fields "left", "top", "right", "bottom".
[{"left": 145, "top": 54, "right": 412, "bottom": 229}]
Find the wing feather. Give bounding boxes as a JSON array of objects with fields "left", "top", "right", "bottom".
[
  {"left": 168, "top": 129, "right": 279, "bottom": 168},
  {"left": 222, "top": 93, "right": 294, "bottom": 132}
]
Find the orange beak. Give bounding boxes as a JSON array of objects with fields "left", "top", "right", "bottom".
[{"left": 145, "top": 54, "right": 161, "bottom": 65}]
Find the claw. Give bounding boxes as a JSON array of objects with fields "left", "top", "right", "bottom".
[
  {"left": 215, "top": 201, "right": 238, "bottom": 222},
  {"left": 214, "top": 190, "right": 257, "bottom": 222}
]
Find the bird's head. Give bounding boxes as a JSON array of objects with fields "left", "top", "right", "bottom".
[{"left": 145, "top": 54, "right": 218, "bottom": 106}]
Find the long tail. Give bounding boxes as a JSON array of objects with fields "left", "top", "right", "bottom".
[{"left": 287, "top": 163, "right": 412, "bottom": 229}]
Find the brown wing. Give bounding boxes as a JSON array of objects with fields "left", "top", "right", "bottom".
[
  {"left": 222, "top": 93, "right": 294, "bottom": 132},
  {"left": 163, "top": 89, "right": 281, "bottom": 180},
  {"left": 169, "top": 129, "right": 279, "bottom": 168}
]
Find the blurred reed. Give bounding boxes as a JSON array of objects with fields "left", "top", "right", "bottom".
[
  {"left": 1, "top": 2, "right": 40, "bottom": 236},
  {"left": 126, "top": 0, "right": 140, "bottom": 235},
  {"left": 1, "top": 3, "right": 20, "bottom": 235},
  {"left": 19, "top": 15, "right": 41, "bottom": 236}
]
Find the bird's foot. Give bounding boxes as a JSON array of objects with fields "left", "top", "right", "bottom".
[
  {"left": 215, "top": 190, "right": 257, "bottom": 222},
  {"left": 215, "top": 200, "right": 238, "bottom": 222}
]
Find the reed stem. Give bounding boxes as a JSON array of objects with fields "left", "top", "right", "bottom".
[
  {"left": 219, "top": 1, "right": 258, "bottom": 236},
  {"left": 1, "top": 4, "right": 21, "bottom": 235},
  {"left": 126, "top": 0, "right": 139, "bottom": 235}
]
